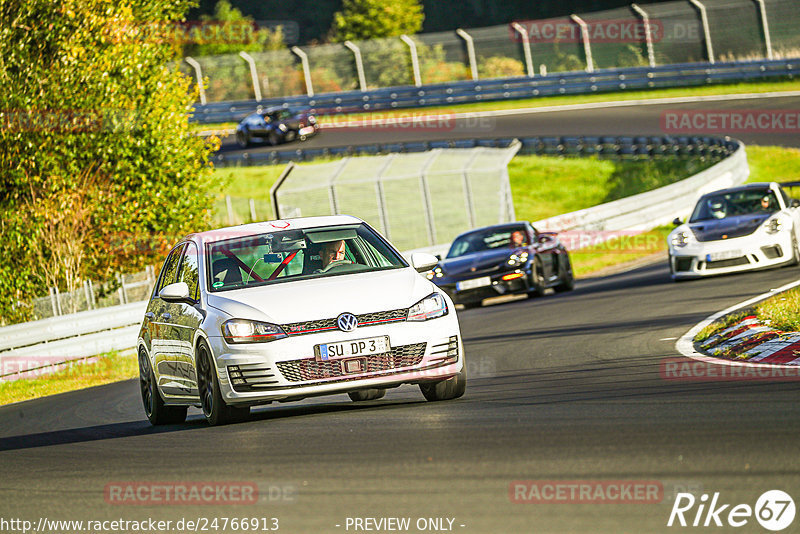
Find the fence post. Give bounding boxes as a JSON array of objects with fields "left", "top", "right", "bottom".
[
  {"left": 226, "top": 195, "right": 235, "bottom": 226},
  {"left": 238, "top": 51, "right": 263, "bottom": 101},
  {"left": 400, "top": 35, "right": 423, "bottom": 87},
  {"left": 88, "top": 279, "right": 96, "bottom": 308},
  {"left": 461, "top": 150, "right": 481, "bottom": 228},
  {"left": 374, "top": 154, "right": 396, "bottom": 239},
  {"left": 327, "top": 158, "right": 350, "bottom": 215},
  {"left": 752, "top": 0, "right": 774, "bottom": 60},
  {"left": 344, "top": 41, "right": 368, "bottom": 92},
  {"left": 117, "top": 274, "right": 126, "bottom": 306},
  {"left": 270, "top": 162, "right": 297, "bottom": 219},
  {"left": 456, "top": 28, "right": 479, "bottom": 81},
  {"left": 419, "top": 150, "right": 440, "bottom": 246},
  {"left": 48, "top": 287, "right": 58, "bottom": 317},
  {"left": 83, "top": 280, "right": 92, "bottom": 311},
  {"left": 570, "top": 15, "right": 595, "bottom": 73},
  {"left": 688, "top": 0, "right": 715, "bottom": 64},
  {"left": 249, "top": 198, "right": 257, "bottom": 222},
  {"left": 511, "top": 22, "right": 535, "bottom": 77},
  {"left": 184, "top": 57, "right": 207, "bottom": 106},
  {"left": 631, "top": 4, "right": 657, "bottom": 68},
  {"left": 291, "top": 46, "right": 315, "bottom": 97},
  {"left": 53, "top": 286, "right": 63, "bottom": 316}
]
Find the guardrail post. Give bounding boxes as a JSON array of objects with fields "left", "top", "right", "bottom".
[
  {"left": 238, "top": 51, "right": 263, "bottom": 101},
  {"left": 688, "top": 0, "right": 715, "bottom": 64},
  {"left": 291, "top": 46, "right": 315, "bottom": 97},
  {"left": 752, "top": 0, "right": 774, "bottom": 60},
  {"left": 456, "top": 28, "right": 479, "bottom": 81},
  {"left": 570, "top": 15, "right": 595, "bottom": 73},
  {"left": 511, "top": 22, "right": 535, "bottom": 77},
  {"left": 184, "top": 57, "right": 207, "bottom": 106},
  {"left": 400, "top": 35, "right": 423, "bottom": 87},
  {"left": 631, "top": 4, "right": 657, "bottom": 68},
  {"left": 344, "top": 41, "right": 368, "bottom": 92}
]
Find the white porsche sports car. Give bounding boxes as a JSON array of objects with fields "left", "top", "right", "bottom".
[
  {"left": 667, "top": 181, "right": 800, "bottom": 280},
  {"left": 137, "top": 215, "right": 465, "bottom": 426}
]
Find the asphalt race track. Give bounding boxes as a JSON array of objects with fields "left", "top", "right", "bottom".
[
  {"left": 1, "top": 262, "right": 800, "bottom": 532},
  {"left": 2, "top": 95, "right": 800, "bottom": 533},
  {"left": 218, "top": 94, "right": 800, "bottom": 155}
]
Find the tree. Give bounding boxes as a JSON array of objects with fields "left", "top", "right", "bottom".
[
  {"left": 330, "top": 0, "right": 424, "bottom": 43},
  {"left": 183, "top": 0, "right": 285, "bottom": 56},
  {"left": 0, "top": 0, "right": 218, "bottom": 322}
]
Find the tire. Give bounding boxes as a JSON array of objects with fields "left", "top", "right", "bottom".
[
  {"left": 348, "top": 388, "right": 386, "bottom": 402},
  {"left": 419, "top": 368, "right": 467, "bottom": 402},
  {"left": 553, "top": 253, "right": 575, "bottom": 293},
  {"left": 196, "top": 339, "right": 250, "bottom": 426},
  {"left": 527, "top": 257, "right": 546, "bottom": 298},
  {"left": 268, "top": 131, "right": 281, "bottom": 146},
  {"left": 139, "top": 348, "right": 187, "bottom": 426},
  {"left": 284, "top": 129, "right": 297, "bottom": 143},
  {"left": 236, "top": 130, "right": 249, "bottom": 148}
]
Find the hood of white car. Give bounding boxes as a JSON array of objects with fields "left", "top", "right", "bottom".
[{"left": 205, "top": 267, "right": 435, "bottom": 324}]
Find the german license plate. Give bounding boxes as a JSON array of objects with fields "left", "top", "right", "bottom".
[
  {"left": 457, "top": 276, "right": 491, "bottom": 291},
  {"left": 707, "top": 250, "right": 741, "bottom": 262},
  {"left": 315, "top": 336, "right": 389, "bottom": 361}
]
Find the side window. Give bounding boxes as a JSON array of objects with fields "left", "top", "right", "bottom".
[
  {"left": 156, "top": 244, "right": 185, "bottom": 296},
  {"left": 177, "top": 242, "right": 200, "bottom": 301},
  {"left": 780, "top": 188, "right": 791, "bottom": 208}
]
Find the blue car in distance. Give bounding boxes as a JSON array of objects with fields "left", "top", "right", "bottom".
[
  {"left": 427, "top": 222, "right": 574, "bottom": 308},
  {"left": 236, "top": 106, "right": 319, "bottom": 148}
]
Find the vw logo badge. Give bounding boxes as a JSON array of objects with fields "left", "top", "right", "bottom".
[{"left": 337, "top": 313, "right": 358, "bottom": 332}]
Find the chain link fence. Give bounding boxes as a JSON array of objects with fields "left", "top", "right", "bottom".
[
  {"left": 185, "top": 0, "right": 800, "bottom": 103},
  {"left": 271, "top": 143, "right": 520, "bottom": 251}
]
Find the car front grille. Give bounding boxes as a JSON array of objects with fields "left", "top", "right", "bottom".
[
  {"left": 761, "top": 245, "right": 783, "bottom": 259},
  {"left": 276, "top": 342, "right": 426, "bottom": 382},
  {"left": 227, "top": 363, "right": 280, "bottom": 392},
  {"left": 281, "top": 308, "right": 408, "bottom": 336},
  {"left": 706, "top": 256, "right": 750, "bottom": 269},
  {"left": 673, "top": 256, "right": 693, "bottom": 272}
]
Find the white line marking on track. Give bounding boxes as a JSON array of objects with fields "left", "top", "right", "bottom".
[
  {"left": 660, "top": 337, "right": 678, "bottom": 341},
  {"left": 675, "top": 277, "right": 800, "bottom": 368}
]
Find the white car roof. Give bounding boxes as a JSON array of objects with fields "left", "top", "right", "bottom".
[{"left": 189, "top": 215, "right": 365, "bottom": 245}]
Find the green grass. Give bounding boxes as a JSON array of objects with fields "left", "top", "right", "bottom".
[
  {"left": 757, "top": 288, "right": 800, "bottom": 332},
  {"left": 695, "top": 311, "right": 751, "bottom": 343},
  {"left": 0, "top": 350, "right": 138, "bottom": 406},
  {"left": 192, "top": 78, "right": 800, "bottom": 132},
  {"left": 746, "top": 145, "right": 800, "bottom": 184}
]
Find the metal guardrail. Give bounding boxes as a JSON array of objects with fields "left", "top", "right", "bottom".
[
  {"left": 214, "top": 134, "right": 738, "bottom": 167},
  {"left": 192, "top": 58, "right": 800, "bottom": 125}
]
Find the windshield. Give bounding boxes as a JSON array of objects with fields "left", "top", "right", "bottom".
[
  {"left": 446, "top": 227, "right": 528, "bottom": 258},
  {"left": 206, "top": 223, "right": 406, "bottom": 292},
  {"left": 690, "top": 189, "right": 780, "bottom": 223}
]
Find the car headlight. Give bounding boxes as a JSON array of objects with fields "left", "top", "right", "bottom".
[
  {"left": 278, "top": 123, "right": 288, "bottom": 132},
  {"left": 671, "top": 231, "right": 689, "bottom": 248},
  {"left": 222, "top": 319, "right": 287, "bottom": 344},
  {"left": 765, "top": 217, "right": 784, "bottom": 234},
  {"left": 407, "top": 293, "right": 448, "bottom": 321},
  {"left": 425, "top": 266, "right": 444, "bottom": 280},
  {"left": 507, "top": 252, "right": 529, "bottom": 266}
]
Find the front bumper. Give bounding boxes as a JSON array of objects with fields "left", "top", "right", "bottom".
[
  {"left": 435, "top": 269, "right": 530, "bottom": 304},
  {"left": 207, "top": 312, "right": 463, "bottom": 406},
  {"left": 669, "top": 231, "right": 794, "bottom": 279}
]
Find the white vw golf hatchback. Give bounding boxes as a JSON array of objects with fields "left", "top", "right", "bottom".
[{"left": 137, "top": 215, "right": 466, "bottom": 425}]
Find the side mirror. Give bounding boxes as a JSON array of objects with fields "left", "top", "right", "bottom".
[
  {"left": 159, "top": 282, "right": 191, "bottom": 302},
  {"left": 434, "top": 254, "right": 442, "bottom": 261},
  {"left": 410, "top": 252, "right": 439, "bottom": 273},
  {"left": 792, "top": 199, "right": 800, "bottom": 208},
  {"left": 672, "top": 217, "right": 682, "bottom": 226}
]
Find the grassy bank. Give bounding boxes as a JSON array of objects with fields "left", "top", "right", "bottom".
[
  {"left": 757, "top": 288, "right": 800, "bottom": 332},
  {"left": 0, "top": 350, "right": 138, "bottom": 406},
  {"left": 193, "top": 78, "right": 800, "bottom": 132}
]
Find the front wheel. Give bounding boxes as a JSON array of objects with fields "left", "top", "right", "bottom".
[
  {"left": 348, "top": 389, "right": 386, "bottom": 402},
  {"left": 139, "top": 348, "right": 187, "bottom": 426},
  {"left": 527, "top": 258, "right": 546, "bottom": 298},
  {"left": 419, "top": 368, "right": 467, "bottom": 402},
  {"left": 553, "top": 253, "right": 575, "bottom": 293},
  {"left": 196, "top": 340, "right": 250, "bottom": 426},
  {"left": 791, "top": 235, "right": 800, "bottom": 266},
  {"left": 236, "top": 130, "right": 250, "bottom": 148}
]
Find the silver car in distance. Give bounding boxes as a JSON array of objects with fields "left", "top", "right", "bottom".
[{"left": 137, "top": 215, "right": 466, "bottom": 426}]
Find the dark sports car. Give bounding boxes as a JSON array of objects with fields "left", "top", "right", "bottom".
[
  {"left": 236, "top": 106, "right": 319, "bottom": 148},
  {"left": 428, "top": 222, "right": 574, "bottom": 308}
]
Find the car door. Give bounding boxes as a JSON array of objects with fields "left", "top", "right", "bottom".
[
  {"left": 169, "top": 241, "right": 205, "bottom": 399},
  {"left": 148, "top": 243, "right": 186, "bottom": 397}
]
